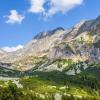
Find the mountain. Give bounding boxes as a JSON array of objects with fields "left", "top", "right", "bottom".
[
  {"left": 0, "top": 16, "right": 100, "bottom": 73},
  {"left": 0, "top": 16, "right": 100, "bottom": 100},
  {"left": 34, "top": 27, "right": 64, "bottom": 39}
]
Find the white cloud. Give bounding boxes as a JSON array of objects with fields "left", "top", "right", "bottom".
[
  {"left": 2, "top": 45, "right": 23, "bottom": 52},
  {"left": 5, "top": 10, "right": 25, "bottom": 24},
  {"left": 28, "top": 0, "right": 83, "bottom": 17},
  {"left": 28, "top": 0, "right": 46, "bottom": 13},
  {"left": 46, "top": 0, "right": 83, "bottom": 17}
]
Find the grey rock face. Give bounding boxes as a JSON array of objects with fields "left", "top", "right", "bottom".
[{"left": 0, "top": 16, "right": 100, "bottom": 71}]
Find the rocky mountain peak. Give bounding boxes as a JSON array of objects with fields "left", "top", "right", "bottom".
[
  {"left": 72, "top": 15, "right": 100, "bottom": 34},
  {"left": 0, "top": 16, "right": 100, "bottom": 71},
  {"left": 74, "top": 20, "right": 86, "bottom": 29},
  {"left": 34, "top": 27, "right": 64, "bottom": 39}
]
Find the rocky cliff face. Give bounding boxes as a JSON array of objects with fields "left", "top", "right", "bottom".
[{"left": 0, "top": 16, "right": 100, "bottom": 73}]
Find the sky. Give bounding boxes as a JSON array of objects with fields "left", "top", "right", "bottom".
[{"left": 0, "top": 0, "right": 100, "bottom": 51}]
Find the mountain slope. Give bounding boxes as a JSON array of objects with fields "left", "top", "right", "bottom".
[
  {"left": 0, "top": 16, "right": 100, "bottom": 100},
  {"left": 0, "top": 16, "right": 100, "bottom": 73}
]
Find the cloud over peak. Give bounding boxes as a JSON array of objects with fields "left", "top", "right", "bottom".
[
  {"left": 46, "top": 0, "right": 83, "bottom": 17},
  {"left": 4, "top": 0, "right": 84, "bottom": 24},
  {"left": 5, "top": 10, "right": 25, "bottom": 24},
  {"left": 28, "top": 0, "right": 84, "bottom": 17},
  {"left": 4, "top": 0, "right": 84, "bottom": 23}
]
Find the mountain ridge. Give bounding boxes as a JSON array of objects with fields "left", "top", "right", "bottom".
[
  {"left": 0, "top": 15, "right": 100, "bottom": 73},
  {"left": 0, "top": 16, "right": 100, "bottom": 100}
]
